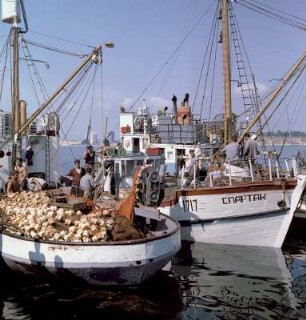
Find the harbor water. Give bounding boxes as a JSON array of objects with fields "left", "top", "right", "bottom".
[
  {"left": 0, "top": 239, "right": 305, "bottom": 319},
  {"left": 0, "top": 144, "right": 305, "bottom": 319}
]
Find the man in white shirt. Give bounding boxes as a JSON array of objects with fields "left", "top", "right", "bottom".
[
  {"left": 222, "top": 135, "right": 246, "bottom": 168},
  {"left": 80, "top": 168, "right": 97, "bottom": 200}
]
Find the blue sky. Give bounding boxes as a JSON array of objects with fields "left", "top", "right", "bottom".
[{"left": 0, "top": 0, "right": 305, "bottom": 141}]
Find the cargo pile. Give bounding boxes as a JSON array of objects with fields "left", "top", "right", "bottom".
[{"left": 0, "top": 191, "right": 144, "bottom": 242}]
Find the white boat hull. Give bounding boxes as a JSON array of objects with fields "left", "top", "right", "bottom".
[
  {"left": 178, "top": 210, "right": 290, "bottom": 247},
  {"left": 159, "top": 175, "right": 306, "bottom": 247},
  {"left": 0, "top": 214, "right": 181, "bottom": 286}
]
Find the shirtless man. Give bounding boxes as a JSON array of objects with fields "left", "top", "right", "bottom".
[
  {"left": 15, "top": 158, "right": 27, "bottom": 191},
  {"left": 7, "top": 171, "right": 20, "bottom": 193}
]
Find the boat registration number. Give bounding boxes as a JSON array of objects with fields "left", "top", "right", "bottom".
[{"left": 182, "top": 199, "right": 198, "bottom": 212}]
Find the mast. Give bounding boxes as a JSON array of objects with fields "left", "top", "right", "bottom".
[
  {"left": 12, "top": 23, "right": 20, "bottom": 134},
  {"left": 221, "top": 0, "right": 232, "bottom": 145}
]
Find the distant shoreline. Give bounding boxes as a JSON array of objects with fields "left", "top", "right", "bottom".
[{"left": 60, "top": 141, "right": 306, "bottom": 148}]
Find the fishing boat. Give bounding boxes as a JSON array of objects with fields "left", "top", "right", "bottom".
[
  {"left": 0, "top": 0, "right": 180, "bottom": 286},
  {"left": 118, "top": 0, "right": 306, "bottom": 247}
]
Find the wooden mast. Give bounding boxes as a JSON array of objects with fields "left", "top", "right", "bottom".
[
  {"left": 221, "top": 0, "right": 232, "bottom": 145},
  {"left": 12, "top": 24, "right": 20, "bottom": 135}
]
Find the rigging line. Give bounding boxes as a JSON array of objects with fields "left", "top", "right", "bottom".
[
  {"left": 41, "top": 63, "right": 96, "bottom": 144},
  {"left": 86, "top": 74, "right": 96, "bottom": 143},
  {"left": 254, "top": 65, "right": 305, "bottom": 137},
  {"left": 20, "top": 36, "right": 51, "bottom": 104},
  {"left": 206, "top": 18, "right": 219, "bottom": 122},
  {"left": 152, "top": 0, "right": 201, "bottom": 104},
  {"left": 236, "top": 0, "right": 306, "bottom": 31},
  {"left": 128, "top": 0, "right": 217, "bottom": 111},
  {"left": 60, "top": 66, "right": 98, "bottom": 133},
  {"left": 240, "top": 0, "right": 306, "bottom": 24},
  {"left": 24, "top": 39, "right": 87, "bottom": 58},
  {"left": 99, "top": 61, "right": 105, "bottom": 139},
  {"left": 55, "top": 62, "right": 96, "bottom": 116},
  {"left": 280, "top": 72, "right": 306, "bottom": 131},
  {"left": 192, "top": 3, "right": 219, "bottom": 117},
  {"left": 20, "top": 40, "right": 45, "bottom": 107},
  {"left": 198, "top": 4, "right": 220, "bottom": 121},
  {"left": 29, "top": 30, "right": 94, "bottom": 49},
  {"left": 0, "top": 34, "right": 10, "bottom": 101},
  {"left": 59, "top": 67, "right": 98, "bottom": 149},
  {"left": 229, "top": 2, "right": 260, "bottom": 110},
  {"left": 242, "top": 0, "right": 305, "bottom": 23}
]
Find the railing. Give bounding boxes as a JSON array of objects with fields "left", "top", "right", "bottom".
[{"left": 179, "top": 153, "right": 300, "bottom": 189}]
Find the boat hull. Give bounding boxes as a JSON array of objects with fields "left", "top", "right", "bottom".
[
  {"left": 159, "top": 175, "right": 306, "bottom": 247},
  {"left": 0, "top": 215, "right": 181, "bottom": 286},
  {"left": 178, "top": 209, "right": 289, "bottom": 247}
]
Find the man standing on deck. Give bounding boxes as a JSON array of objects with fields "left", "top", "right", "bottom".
[
  {"left": 243, "top": 132, "right": 260, "bottom": 164},
  {"left": 66, "top": 159, "right": 85, "bottom": 188},
  {"left": 79, "top": 168, "right": 97, "bottom": 200},
  {"left": 83, "top": 145, "right": 95, "bottom": 172},
  {"left": 15, "top": 158, "right": 27, "bottom": 191},
  {"left": 221, "top": 135, "right": 246, "bottom": 168}
]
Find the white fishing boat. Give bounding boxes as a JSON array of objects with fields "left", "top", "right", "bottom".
[
  {"left": 0, "top": 0, "right": 181, "bottom": 286},
  {"left": 118, "top": 0, "right": 306, "bottom": 247}
]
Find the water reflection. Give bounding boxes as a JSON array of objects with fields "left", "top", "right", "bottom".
[
  {"left": 0, "top": 241, "right": 305, "bottom": 319},
  {"left": 0, "top": 268, "right": 182, "bottom": 320},
  {"left": 172, "top": 242, "right": 305, "bottom": 320}
]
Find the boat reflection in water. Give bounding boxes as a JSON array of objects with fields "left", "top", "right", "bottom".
[
  {"left": 0, "top": 263, "right": 182, "bottom": 320},
  {"left": 172, "top": 242, "right": 304, "bottom": 319}
]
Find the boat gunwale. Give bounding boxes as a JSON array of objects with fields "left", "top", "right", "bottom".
[{"left": 159, "top": 179, "right": 298, "bottom": 207}]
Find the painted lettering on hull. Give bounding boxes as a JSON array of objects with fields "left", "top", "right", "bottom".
[
  {"left": 182, "top": 199, "right": 198, "bottom": 212},
  {"left": 222, "top": 193, "right": 267, "bottom": 205}
]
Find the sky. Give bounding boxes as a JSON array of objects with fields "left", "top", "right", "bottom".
[{"left": 0, "top": 0, "right": 305, "bottom": 141}]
